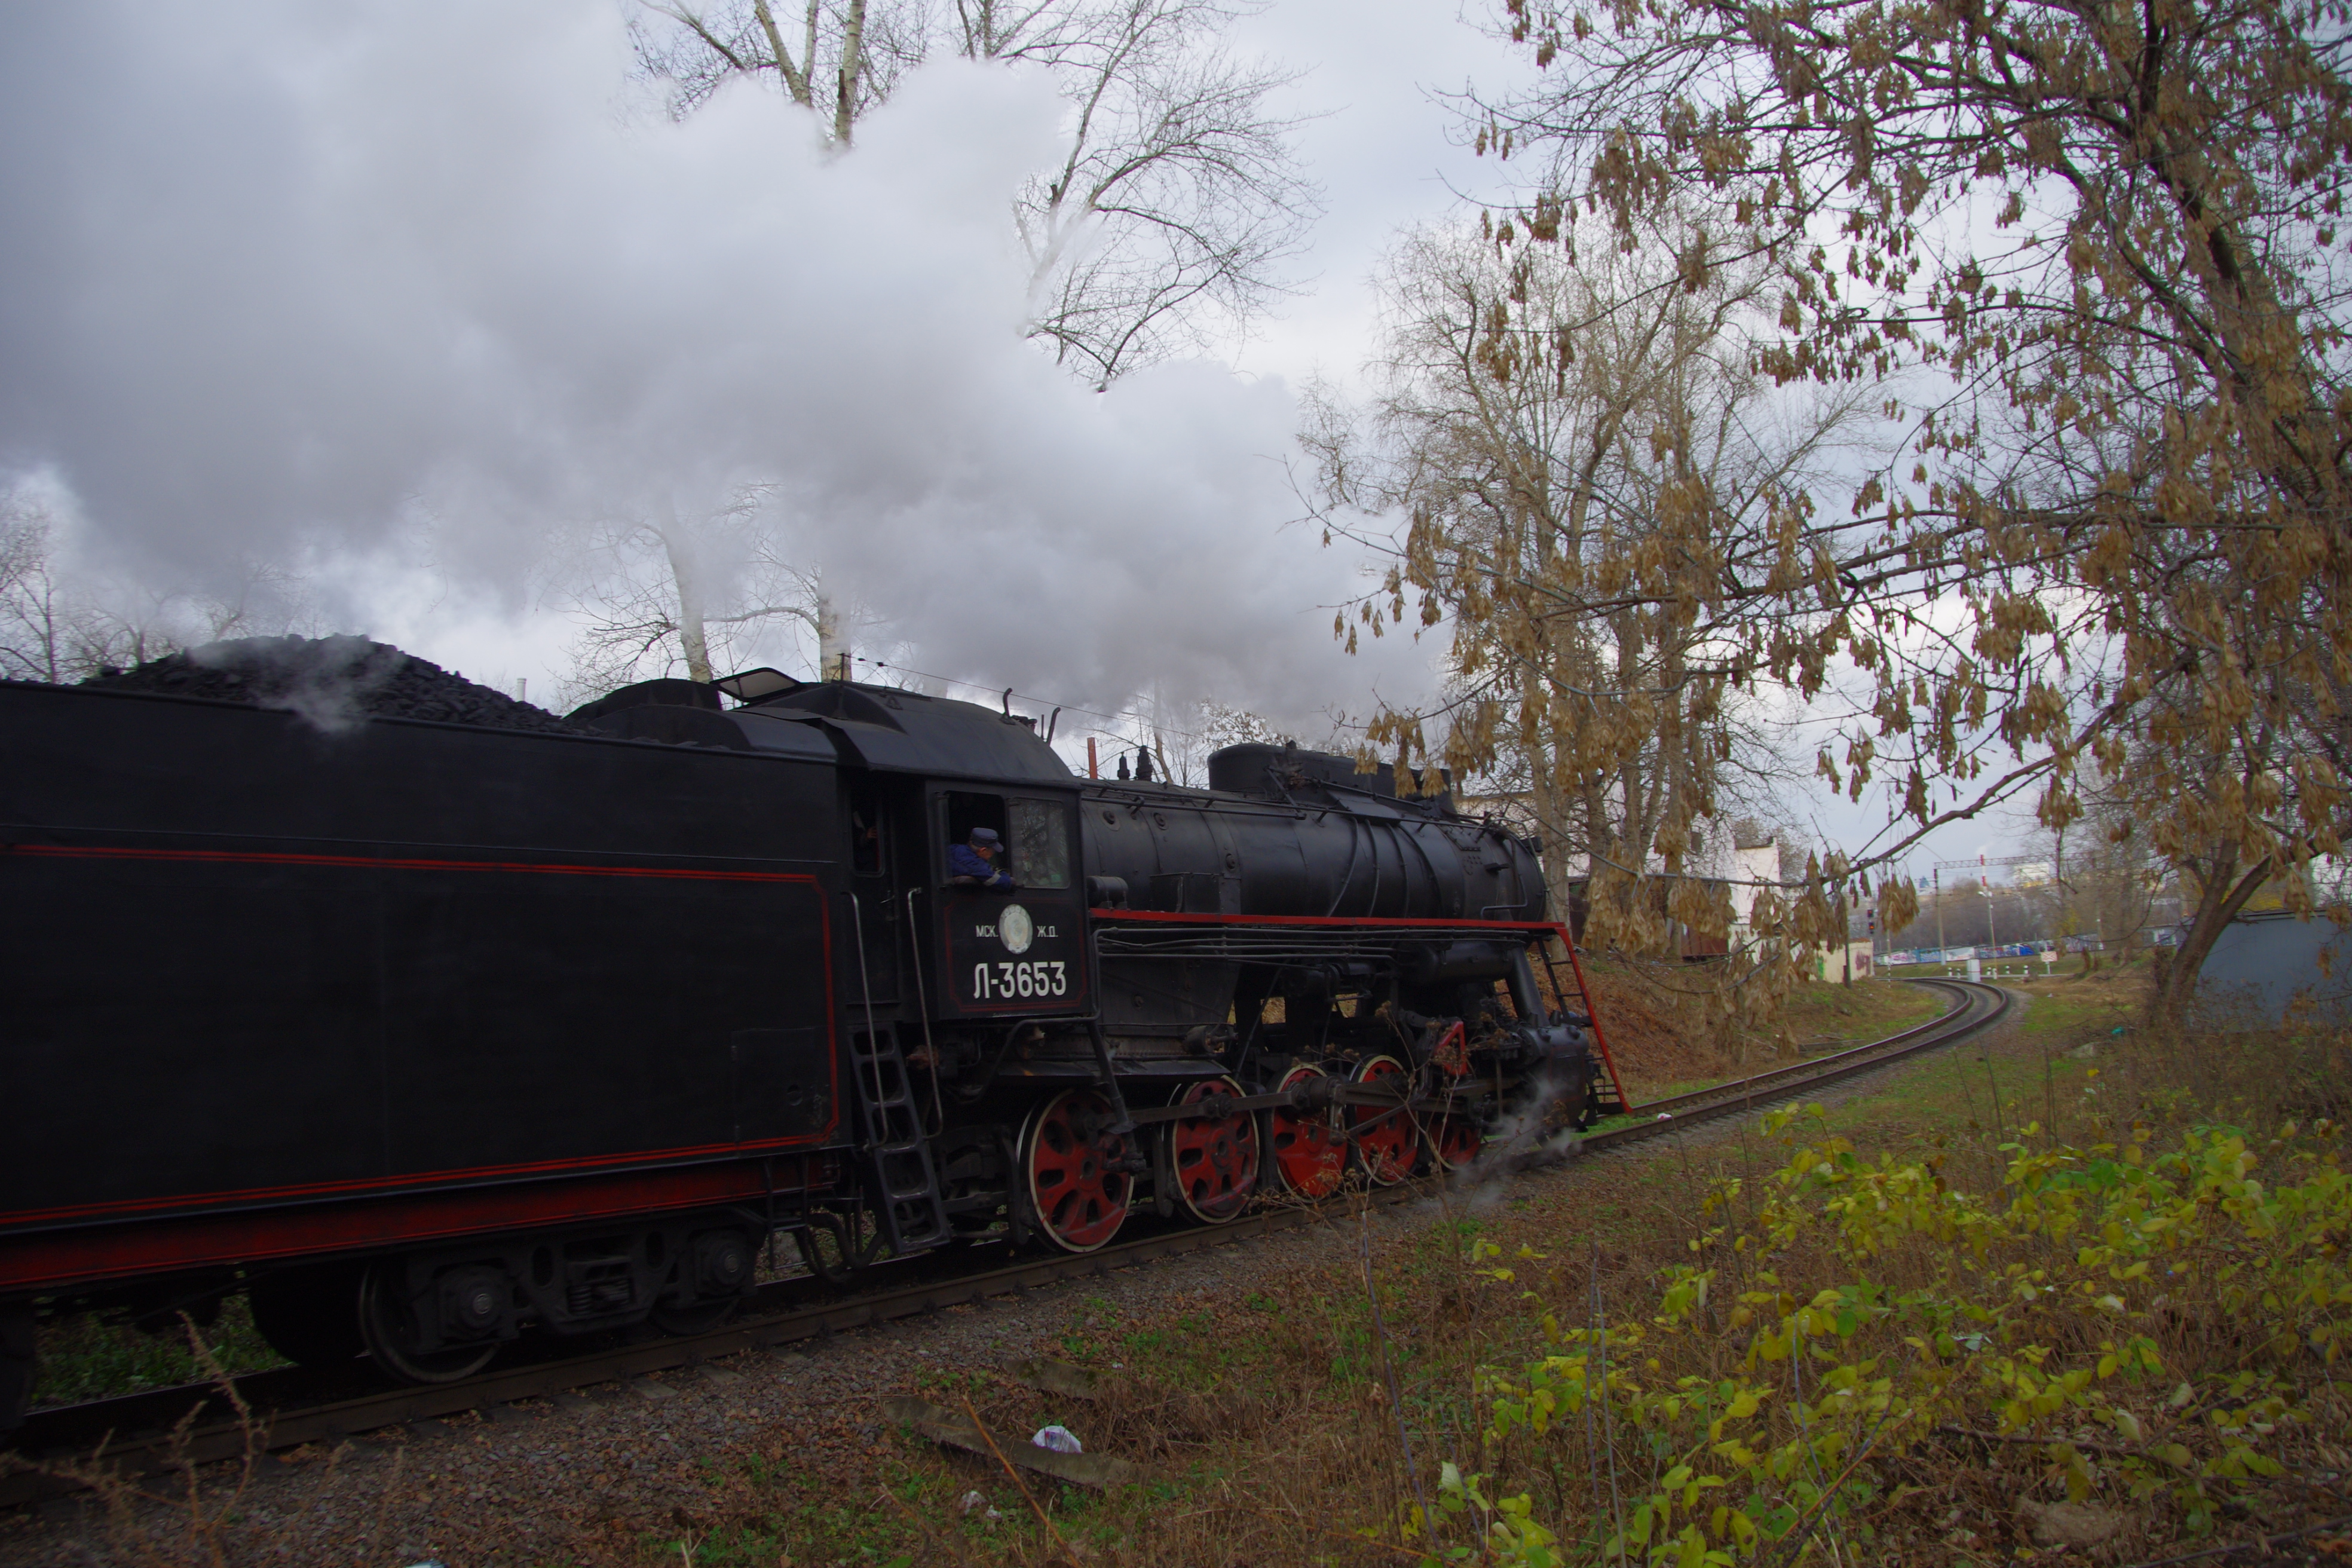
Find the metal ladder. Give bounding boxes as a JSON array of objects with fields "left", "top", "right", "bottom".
[
  {"left": 1584, "top": 1059, "right": 1630, "bottom": 1120},
  {"left": 846, "top": 1022, "right": 950, "bottom": 1255}
]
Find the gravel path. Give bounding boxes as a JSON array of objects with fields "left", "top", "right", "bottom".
[
  {"left": 0, "top": 1220, "right": 1400, "bottom": 1567},
  {"left": 0, "top": 997, "right": 2023, "bottom": 1567}
]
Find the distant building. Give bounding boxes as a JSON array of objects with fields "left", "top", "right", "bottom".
[
  {"left": 1725, "top": 838, "right": 1781, "bottom": 958},
  {"left": 1725, "top": 840, "right": 1780, "bottom": 924},
  {"left": 1818, "top": 941, "right": 1874, "bottom": 982}
]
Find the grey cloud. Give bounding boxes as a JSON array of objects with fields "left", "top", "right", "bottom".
[{"left": 0, "top": 0, "right": 1432, "bottom": 729}]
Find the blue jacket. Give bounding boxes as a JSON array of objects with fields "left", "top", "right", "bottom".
[{"left": 948, "top": 843, "right": 1013, "bottom": 889}]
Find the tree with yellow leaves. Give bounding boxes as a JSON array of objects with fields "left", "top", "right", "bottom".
[
  {"left": 1304, "top": 213, "right": 1875, "bottom": 1041},
  {"left": 1356, "top": 0, "right": 2350, "bottom": 1016}
]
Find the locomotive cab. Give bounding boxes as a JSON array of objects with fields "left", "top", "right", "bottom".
[{"left": 929, "top": 788, "right": 1090, "bottom": 1016}]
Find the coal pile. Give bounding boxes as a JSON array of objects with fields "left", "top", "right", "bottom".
[{"left": 81, "top": 636, "right": 583, "bottom": 735}]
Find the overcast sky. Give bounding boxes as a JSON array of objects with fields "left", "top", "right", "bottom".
[
  {"left": 0, "top": 0, "right": 2028, "bottom": 876},
  {"left": 1223, "top": 1, "right": 1533, "bottom": 388}
]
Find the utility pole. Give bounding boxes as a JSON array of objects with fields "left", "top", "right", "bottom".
[{"left": 1934, "top": 867, "right": 1947, "bottom": 970}]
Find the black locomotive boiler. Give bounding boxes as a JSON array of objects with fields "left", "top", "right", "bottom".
[{"left": 0, "top": 645, "right": 1622, "bottom": 1428}]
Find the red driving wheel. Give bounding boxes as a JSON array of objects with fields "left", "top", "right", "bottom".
[
  {"left": 1163, "top": 1076, "right": 1260, "bottom": 1223},
  {"left": 1267, "top": 1063, "right": 1345, "bottom": 1197},
  {"left": 1426, "top": 1113, "right": 1485, "bottom": 1172},
  {"left": 1019, "top": 1089, "right": 1134, "bottom": 1252},
  {"left": 1348, "top": 1055, "right": 1415, "bottom": 1186}
]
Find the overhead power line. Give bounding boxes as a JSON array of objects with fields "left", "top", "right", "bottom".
[{"left": 844, "top": 654, "right": 1212, "bottom": 745}]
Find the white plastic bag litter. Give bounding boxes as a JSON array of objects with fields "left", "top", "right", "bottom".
[{"left": 1030, "top": 1424, "right": 1083, "bottom": 1454}]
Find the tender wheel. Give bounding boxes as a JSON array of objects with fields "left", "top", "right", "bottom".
[
  {"left": 1162, "top": 1076, "right": 1260, "bottom": 1223},
  {"left": 247, "top": 1261, "right": 366, "bottom": 1368},
  {"left": 653, "top": 1228, "right": 755, "bottom": 1334},
  {"left": 1019, "top": 1089, "right": 1134, "bottom": 1253},
  {"left": 358, "top": 1263, "right": 498, "bottom": 1385},
  {"left": 1267, "top": 1063, "right": 1345, "bottom": 1198},
  {"left": 1348, "top": 1055, "right": 1414, "bottom": 1186},
  {"left": 1425, "top": 1114, "right": 1486, "bottom": 1174},
  {"left": 1, "top": 1301, "right": 34, "bottom": 1435}
]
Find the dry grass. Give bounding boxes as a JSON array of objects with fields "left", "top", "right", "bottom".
[
  {"left": 766, "top": 1008, "right": 2352, "bottom": 1568},
  {"left": 1570, "top": 959, "right": 1951, "bottom": 1100},
  {"left": 1, "top": 1319, "right": 416, "bottom": 1568}
]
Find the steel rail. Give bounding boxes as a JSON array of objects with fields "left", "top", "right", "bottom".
[{"left": 0, "top": 979, "right": 2008, "bottom": 1508}]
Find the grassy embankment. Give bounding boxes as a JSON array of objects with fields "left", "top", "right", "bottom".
[
  {"left": 673, "top": 966, "right": 2351, "bottom": 1568},
  {"left": 1578, "top": 963, "right": 1952, "bottom": 1104}
]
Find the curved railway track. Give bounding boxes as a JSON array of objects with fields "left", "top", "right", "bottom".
[{"left": 0, "top": 978, "right": 2011, "bottom": 1509}]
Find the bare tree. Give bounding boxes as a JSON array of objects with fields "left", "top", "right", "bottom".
[
  {"left": 0, "top": 488, "right": 313, "bottom": 682},
  {"left": 0, "top": 496, "right": 73, "bottom": 683},
  {"left": 2043, "top": 782, "right": 2170, "bottom": 958},
  {"left": 548, "top": 488, "right": 847, "bottom": 706},
  {"left": 631, "top": 0, "right": 1318, "bottom": 384}
]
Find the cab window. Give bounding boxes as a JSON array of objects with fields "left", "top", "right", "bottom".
[
  {"left": 849, "top": 783, "right": 888, "bottom": 877},
  {"left": 942, "top": 791, "right": 1009, "bottom": 866},
  {"left": 1007, "top": 797, "right": 1071, "bottom": 889}
]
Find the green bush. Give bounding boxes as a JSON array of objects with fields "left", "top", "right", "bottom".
[{"left": 1437, "top": 1104, "right": 2351, "bottom": 1565}]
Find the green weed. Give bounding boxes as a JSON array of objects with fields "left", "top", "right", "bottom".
[
  {"left": 32, "top": 1293, "right": 285, "bottom": 1406},
  {"left": 1447, "top": 1104, "right": 2352, "bottom": 1564}
]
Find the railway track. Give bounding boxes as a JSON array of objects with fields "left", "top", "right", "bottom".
[
  {"left": 0, "top": 978, "right": 2011, "bottom": 1509},
  {"left": 1580, "top": 976, "right": 2012, "bottom": 1150}
]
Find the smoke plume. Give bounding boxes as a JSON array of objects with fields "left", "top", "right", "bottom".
[{"left": 0, "top": 0, "right": 1434, "bottom": 731}]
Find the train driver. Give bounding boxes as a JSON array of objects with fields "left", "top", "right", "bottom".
[{"left": 948, "top": 826, "right": 1015, "bottom": 891}]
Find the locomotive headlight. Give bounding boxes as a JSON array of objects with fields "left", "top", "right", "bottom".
[{"left": 999, "top": 902, "right": 1035, "bottom": 954}]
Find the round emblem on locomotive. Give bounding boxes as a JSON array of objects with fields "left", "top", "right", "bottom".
[{"left": 999, "top": 902, "right": 1034, "bottom": 954}]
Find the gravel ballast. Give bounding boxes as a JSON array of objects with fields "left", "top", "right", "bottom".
[{"left": 0, "top": 1218, "right": 1412, "bottom": 1566}]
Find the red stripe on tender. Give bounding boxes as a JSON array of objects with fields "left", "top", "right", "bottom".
[
  {"left": 1086, "top": 908, "right": 1552, "bottom": 930},
  {"left": 0, "top": 1157, "right": 837, "bottom": 1293},
  {"left": 9, "top": 844, "right": 818, "bottom": 883},
  {"left": 2, "top": 1130, "right": 838, "bottom": 1228}
]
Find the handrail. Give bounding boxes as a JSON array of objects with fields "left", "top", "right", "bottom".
[
  {"left": 902, "top": 887, "right": 944, "bottom": 1137},
  {"left": 843, "top": 891, "right": 889, "bottom": 1152}
]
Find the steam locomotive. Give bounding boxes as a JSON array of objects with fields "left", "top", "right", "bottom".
[{"left": 0, "top": 653, "right": 1618, "bottom": 1429}]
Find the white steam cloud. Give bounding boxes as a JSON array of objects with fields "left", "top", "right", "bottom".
[{"left": 0, "top": 0, "right": 1434, "bottom": 730}]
